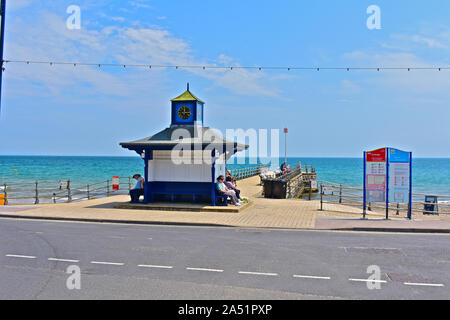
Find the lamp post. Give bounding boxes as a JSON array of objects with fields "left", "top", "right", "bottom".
[
  {"left": 283, "top": 128, "right": 288, "bottom": 167},
  {"left": 0, "top": 0, "right": 6, "bottom": 114}
]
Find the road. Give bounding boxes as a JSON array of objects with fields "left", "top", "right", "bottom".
[{"left": 0, "top": 217, "right": 449, "bottom": 299}]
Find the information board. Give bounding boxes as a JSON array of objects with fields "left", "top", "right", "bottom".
[
  {"left": 363, "top": 147, "right": 412, "bottom": 219},
  {"left": 388, "top": 149, "right": 411, "bottom": 204},
  {"left": 365, "top": 148, "right": 387, "bottom": 203}
]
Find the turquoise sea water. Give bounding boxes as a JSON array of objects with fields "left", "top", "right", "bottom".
[{"left": 0, "top": 156, "right": 449, "bottom": 195}]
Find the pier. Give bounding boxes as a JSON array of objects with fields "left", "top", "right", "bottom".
[{"left": 261, "top": 165, "right": 318, "bottom": 199}]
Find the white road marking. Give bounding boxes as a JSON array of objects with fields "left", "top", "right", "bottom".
[
  {"left": 138, "top": 264, "right": 173, "bottom": 269},
  {"left": 349, "top": 278, "right": 387, "bottom": 283},
  {"left": 90, "top": 261, "right": 124, "bottom": 266},
  {"left": 293, "top": 275, "right": 331, "bottom": 280},
  {"left": 6, "top": 254, "right": 36, "bottom": 259},
  {"left": 186, "top": 267, "right": 224, "bottom": 273},
  {"left": 147, "top": 238, "right": 153, "bottom": 240},
  {"left": 48, "top": 258, "right": 79, "bottom": 263},
  {"left": 238, "top": 271, "right": 278, "bottom": 277},
  {"left": 404, "top": 282, "right": 444, "bottom": 287}
]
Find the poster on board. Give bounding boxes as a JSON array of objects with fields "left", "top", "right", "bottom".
[
  {"left": 365, "top": 148, "right": 387, "bottom": 203},
  {"left": 388, "top": 149, "right": 411, "bottom": 204}
]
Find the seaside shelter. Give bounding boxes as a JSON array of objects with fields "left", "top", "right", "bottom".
[{"left": 120, "top": 85, "right": 248, "bottom": 205}]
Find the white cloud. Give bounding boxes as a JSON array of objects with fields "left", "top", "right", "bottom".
[
  {"left": 340, "top": 79, "right": 360, "bottom": 95},
  {"left": 128, "top": 0, "right": 152, "bottom": 9},
  {"left": 6, "top": 11, "right": 278, "bottom": 101},
  {"left": 342, "top": 51, "right": 450, "bottom": 94},
  {"left": 7, "top": 0, "right": 31, "bottom": 11},
  {"left": 381, "top": 32, "right": 450, "bottom": 51}
]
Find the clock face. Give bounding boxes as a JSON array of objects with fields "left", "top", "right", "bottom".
[{"left": 177, "top": 105, "right": 192, "bottom": 120}]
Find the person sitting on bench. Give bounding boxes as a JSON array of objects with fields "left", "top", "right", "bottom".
[
  {"left": 129, "top": 174, "right": 144, "bottom": 203},
  {"left": 225, "top": 176, "right": 241, "bottom": 200},
  {"left": 216, "top": 175, "right": 242, "bottom": 206}
]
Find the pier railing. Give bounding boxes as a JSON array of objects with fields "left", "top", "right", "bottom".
[
  {"left": 1, "top": 177, "right": 134, "bottom": 205},
  {"left": 318, "top": 180, "right": 450, "bottom": 218},
  {"left": 259, "top": 165, "right": 318, "bottom": 199},
  {"left": 229, "top": 164, "right": 266, "bottom": 181}
]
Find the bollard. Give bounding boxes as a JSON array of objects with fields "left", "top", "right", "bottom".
[
  {"left": 67, "top": 180, "right": 72, "bottom": 202},
  {"left": 309, "top": 181, "right": 312, "bottom": 200},
  {"left": 87, "top": 184, "right": 90, "bottom": 200},
  {"left": 320, "top": 185, "right": 323, "bottom": 211},
  {"left": 368, "top": 202, "right": 372, "bottom": 211},
  {"left": 107, "top": 180, "right": 110, "bottom": 197},
  {"left": 34, "top": 181, "right": 39, "bottom": 205},
  {"left": 396, "top": 203, "right": 400, "bottom": 216},
  {"left": 339, "top": 184, "right": 342, "bottom": 204}
]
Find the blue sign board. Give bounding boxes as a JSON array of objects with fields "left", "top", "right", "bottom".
[
  {"left": 364, "top": 147, "right": 412, "bottom": 219},
  {"left": 389, "top": 148, "right": 410, "bottom": 163}
]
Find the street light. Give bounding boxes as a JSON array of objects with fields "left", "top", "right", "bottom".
[{"left": 283, "top": 128, "right": 288, "bottom": 167}]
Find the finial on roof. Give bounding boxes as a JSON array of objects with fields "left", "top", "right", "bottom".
[{"left": 187, "top": 82, "right": 190, "bottom": 91}]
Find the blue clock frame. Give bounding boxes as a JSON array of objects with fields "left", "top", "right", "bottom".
[{"left": 171, "top": 101, "right": 204, "bottom": 125}]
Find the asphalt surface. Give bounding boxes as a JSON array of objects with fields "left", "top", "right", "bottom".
[{"left": 0, "top": 217, "right": 449, "bottom": 300}]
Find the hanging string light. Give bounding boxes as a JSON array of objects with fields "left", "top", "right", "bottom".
[{"left": 2, "top": 59, "right": 449, "bottom": 72}]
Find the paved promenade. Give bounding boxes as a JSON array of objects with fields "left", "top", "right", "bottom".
[{"left": 1, "top": 176, "right": 449, "bottom": 232}]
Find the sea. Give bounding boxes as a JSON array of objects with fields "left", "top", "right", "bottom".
[{"left": 0, "top": 156, "right": 449, "bottom": 196}]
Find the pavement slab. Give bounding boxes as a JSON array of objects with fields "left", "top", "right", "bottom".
[{"left": 1, "top": 176, "right": 449, "bottom": 233}]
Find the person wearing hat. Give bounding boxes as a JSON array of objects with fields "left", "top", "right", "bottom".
[{"left": 216, "top": 175, "right": 242, "bottom": 206}]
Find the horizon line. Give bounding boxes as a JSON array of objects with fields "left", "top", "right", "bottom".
[{"left": 1, "top": 154, "right": 449, "bottom": 159}]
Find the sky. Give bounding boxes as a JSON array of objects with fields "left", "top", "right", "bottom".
[{"left": 1, "top": 0, "right": 450, "bottom": 157}]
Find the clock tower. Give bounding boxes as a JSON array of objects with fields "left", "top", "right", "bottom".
[
  {"left": 171, "top": 83, "right": 204, "bottom": 127},
  {"left": 120, "top": 84, "right": 248, "bottom": 206}
]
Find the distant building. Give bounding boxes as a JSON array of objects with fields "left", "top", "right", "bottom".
[{"left": 120, "top": 84, "right": 248, "bottom": 205}]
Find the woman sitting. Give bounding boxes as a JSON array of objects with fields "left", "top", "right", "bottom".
[
  {"left": 216, "top": 175, "right": 242, "bottom": 206},
  {"left": 224, "top": 176, "right": 241, "bottom": 200}
]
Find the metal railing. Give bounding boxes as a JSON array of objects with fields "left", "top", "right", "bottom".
[
  {"left": 318, "top": 180, "right": 450, "bottom": 218},
  {"left": 259, "top": 165, "right": 318, "bottom": 199},
  {"left": 229, "top": 164, "right": 266, "bottom": 181},
  {"left": 1, "top": 177, "right": 134, "bottom": 205}
]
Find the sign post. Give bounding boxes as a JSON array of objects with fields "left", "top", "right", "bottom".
[
  {"left": 112, "top": 176, "right": 120, "bottom": 191},
  {"left": 363, "top": 152, "right": 367, "bottom": 219},
  {"left": 363, "top": 147, "right": 412, "bottom": 220}
]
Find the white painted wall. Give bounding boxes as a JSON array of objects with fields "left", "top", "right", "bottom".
[
  {"left": 148, "top": 160, "right": 212, "bottom": 182},
  {"left": 148, "top": 150, "right": 227, "bottom": 183}
]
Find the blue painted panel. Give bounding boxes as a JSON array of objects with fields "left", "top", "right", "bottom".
[
  {"left": 389, "top": 148, "right": 410, "bottom": 163},
  {"left": 148, "top": 181, "right": 212, "bottom": 194},
  {"left": 196, "top": 102, "right": 203, "bottom": 123},
  {"left": 172, "top": 101, "right": 196, "bottom": 125}
]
